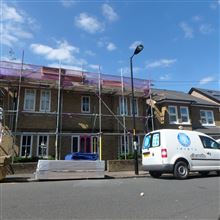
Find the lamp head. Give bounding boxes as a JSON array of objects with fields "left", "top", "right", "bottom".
[{"left": 134, "top": 44, "right": 144, "bottom": 55}]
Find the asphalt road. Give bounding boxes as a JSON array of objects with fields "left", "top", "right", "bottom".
[{"left": 1, "top": 175, "right": 220, "bottom": 220}]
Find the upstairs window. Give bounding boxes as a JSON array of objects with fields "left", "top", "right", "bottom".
[
  {"left": 24, "top": 89, "right": 36, "bottom": 111},
  {"left": 130, "top": 98, "right": 138, "bottom": 116},
  {"left": 180, "top": 106, "right": 190, "bottom": 123},
  {"left": 119, "top": 96, "right": 128, "bottom": 115},
  {"left": 81, "top": 96, "right": 90, "bottom": 113},
  {"left": 40, "top": 90, "right": 51, "bottom": 112},
  {"left": 200, "top": 110, "right": 215, "bottom": 126},
  {"left": 168, "top": 106, "right": 178, "bottom": 124}
]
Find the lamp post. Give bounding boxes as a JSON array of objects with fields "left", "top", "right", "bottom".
[{"left": 130, "top": 44, "right": 144, "bottom": 175}]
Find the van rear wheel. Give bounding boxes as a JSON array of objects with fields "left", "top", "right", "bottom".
[
  {"left": 174, "top": 161, "right": 189, "bottom": 180},
  {"left": 149, "top": 171, "right": 162, "bottom": 178}
]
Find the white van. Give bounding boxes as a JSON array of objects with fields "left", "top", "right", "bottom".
[{"left": 142, "top": 129, "right": 220, "bottom": 179}]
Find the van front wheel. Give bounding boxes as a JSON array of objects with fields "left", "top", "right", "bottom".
[
  {"left": 174, "top": 161, "right": 189, "bottom": 180},
  {"left": 149, "top": 171, "right": 162, "bottom": 178}
]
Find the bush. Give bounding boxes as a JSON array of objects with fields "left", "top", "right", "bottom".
[
  {"left": 13, "top": 155, "right": 55, "bottom": 163},
  {"left": 119, "top": 153, "right": 142, "bottom": 160},
  {"left": 13, "top": 156, "right": 39, "bottom": 163}
]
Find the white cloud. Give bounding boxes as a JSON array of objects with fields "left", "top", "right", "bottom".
[
  {"left": 129, "top": 41, "right": 142, "bottom": 50},
  {"left": 74, "top": 13, "right": 104, "bottom": 34},
  {"left": 85, "top": 50, "right": 96, "bottom": 56},
  {"left": 0, "top": 3, "right": 37, "bottom": 47},
  {"left": 199, "top": 24, "right": 214, "bottom": 35},
  {"left": 146, "top": 59, "right": 177, "bottom": 69},
  {"left": 192, "top": 15, "right": 202, "bottom": 22},
  {"left": 60, "top": 0, "right": 76, "bottom": 7},
  {"left": 1, "top": 3, "right": 23, "bottom": 22},
  {"left": 160, "top": 74, "right": 170, "bottom": 80},
  {"left": 199, "top": 76, "right": 215, "bottom": 85},
  {"left": 88, "top": 64, "right": 100, "bottom": 71},
  {"left": 106, "top": 42, "right": 117, "bottom": 51},
  {"left": 210, "top": 1, "right": 220, "bottom": 9},
  {"left": 30, "top": 40, "right": 86, "bottom": 65},
  {"left": 102, "top": 4, "right": 119, "bottom": 22},
  {"left": 179, "top": 22, "right": 194, "bottom": 39}
]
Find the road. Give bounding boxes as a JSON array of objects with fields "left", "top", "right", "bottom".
[{"left": 1, "top": 175, "right": 220, "bottom": 220}]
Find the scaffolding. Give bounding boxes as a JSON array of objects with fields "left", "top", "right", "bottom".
[{"left": 0, "top": 60, "right": 151, "bottom": 159}]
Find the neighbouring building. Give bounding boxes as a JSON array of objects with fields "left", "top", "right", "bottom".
[{"left": 147, "top": 88, "right": 220, "bottom": 139}]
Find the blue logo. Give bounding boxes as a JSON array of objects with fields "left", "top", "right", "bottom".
[{"left": 177, "top": 133, "right": 191, "bottom": 147}]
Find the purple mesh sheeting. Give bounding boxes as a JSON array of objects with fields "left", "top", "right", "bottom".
[{"left": 0, "top": 61, "right": 150, "bottom": 92}]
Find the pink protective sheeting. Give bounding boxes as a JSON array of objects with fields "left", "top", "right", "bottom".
[{"left": 0, "top": 61, "right": 150, "bottom": 95}]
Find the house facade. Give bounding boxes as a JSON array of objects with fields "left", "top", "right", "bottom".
[
  {"left": 148, "top": 89, "right": 220, "bottom": 139},
  {"left": 0, "top": 61, "right": 150, "bottom": 160}
]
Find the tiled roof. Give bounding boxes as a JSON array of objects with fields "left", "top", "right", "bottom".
[
  {"left": 189, "top": 87, "right": 220, "bottom": 103},
  {"left": 151, "top": 88, "right": 219, "bottom": 106}
]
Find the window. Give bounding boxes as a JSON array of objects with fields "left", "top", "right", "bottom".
[
  {"left": 72, "top": 136, "right": 79, "bottom": 152},
  {"left": 40, "top": 90, "right": 51, "bottom": 112},
  {"left": 24, "top": 89, "right": 36, "bottom": 111},
  {"left": 180, "top": 107, "right": 190, "bottom": 123},
  {"left": 81, "top": 96, "right": 90, "bottom": 113},
  {"left": 120, "top": 135, "right": 130, "bottom": 155},
  {"left": 20, "top": 135, "right": 32, "bottom": 157},
  {"left": 130, "top": 98, "right": 138, "bottom": 116},
  {"left": 200, "top": 110, "right": 215, "bottom": 126},
  {"left": 37, "top": 135, "right": 48, "bottom": 157},
  {"left": 119, "top": 96, "right": 128, "bottom": 115},
  {"left": 91, "top": 136, "right": 98, "bottom": 153},
  {"left": 142, "top": 132, "right": 160, "bottom": 149},
  {"left": 199, "top": 136, "right": 220, "bottom": 149},
  {"left": 168, "top": 106, "right": 178, "bottom": 124}
]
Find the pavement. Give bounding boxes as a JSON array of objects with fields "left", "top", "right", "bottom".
[{"left": 1, "top": 170, "right": 149, "bottom": 183}]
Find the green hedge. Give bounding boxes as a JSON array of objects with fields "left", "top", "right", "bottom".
[
  {"left": 13, "top": 156, "right": 55, "bottom": 163},
  {"left": 119, "top": 153, "right": 142, "bottom": 160}
]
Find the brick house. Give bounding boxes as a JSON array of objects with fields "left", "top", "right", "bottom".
[
  {"left": 148, "top": 89, "right": 220, "bottom": 139},
  {"left": 0, "top": 61, "right": 150, "bottom": 160},
  {"left": 1, "top": 61, "right": 219, "bottom": 161}
]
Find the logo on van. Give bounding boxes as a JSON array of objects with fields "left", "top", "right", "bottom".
[{"left": 177, "top": 133, "right": 191, "bottom": 147}]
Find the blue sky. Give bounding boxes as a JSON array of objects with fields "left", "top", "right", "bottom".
[{"left": 1, "top": 0, "right": 219, "bottom": 92}]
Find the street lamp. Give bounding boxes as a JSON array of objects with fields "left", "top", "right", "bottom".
[{"left": 130, "top": 44, "right": 144, "bottom": 175}]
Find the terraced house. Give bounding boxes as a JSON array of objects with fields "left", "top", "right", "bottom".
[
  {"left": 0, "top": 61, "right": 219, "bottom": 161},
  {"left": 0, "top": 61, "right": 150, "bottom": 161}
]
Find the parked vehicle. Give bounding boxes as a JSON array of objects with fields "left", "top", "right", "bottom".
[{"left": 142, "top": 129, "right": 220, "bottom": 179}]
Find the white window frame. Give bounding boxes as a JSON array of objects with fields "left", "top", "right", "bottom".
[
  {"left": 71, "top": 135, "right": 80, "bottom": 153},
  {"left": 37, "top": 135, "right": 49, "bottom": 158},
  {"left": 130, "top": 97, "right": 139, "bottom": 116},
  {"left": 168, "top": 106, "right": 178, "bottom": 124},
  {"left": 180, "top": 106, "right": 190, "bottom": 124},
  {"left": 91, "top": 136, "right": 98, "bottom": 154},
  {"left": 120, "top": 135, "right": 130, "bottom": 155},
  {"left": 81, "top": 96, "right": 90, "bottom": 113},
  {"left": 20, "top": 135, "right": 33, "bottom": 157},
  {"left": 24, "top": 89, "right": 36, "bottom": 111},
  {"left": 119, "top": 96, "right": 128, "bottom": 115},
  {"left": 200, "top": 110, "right": 215, "bottom": 126},
  {"left": 40, "top": 90, "right": 51, "bottom": 112}
]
